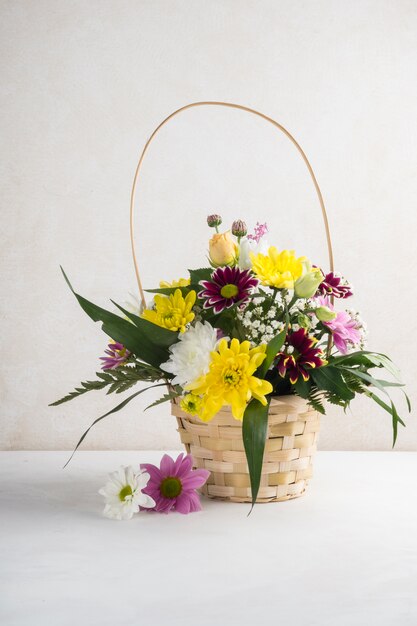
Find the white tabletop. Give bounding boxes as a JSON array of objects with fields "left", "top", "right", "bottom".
[{"left": 1, "top": 451, "right": 416, "bottom": 626}]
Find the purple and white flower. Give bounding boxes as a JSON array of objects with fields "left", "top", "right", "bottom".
[
  {"left": 199, "top": 266, "right": 258, "bottom": 313},
  {"left": 100, "top": 342, "right": 131, "bottom": 370}
]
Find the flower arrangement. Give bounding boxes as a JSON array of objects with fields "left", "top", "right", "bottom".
[{"left": 52, "top": 216, "right": 409, "bottom": 507}]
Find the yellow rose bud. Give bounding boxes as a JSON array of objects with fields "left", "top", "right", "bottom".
[
  {"left": 209, "top": 231, "right": 238, "bottom": 266},
  {"left": 315, "top": 305, "right": 337, "bottom": 322},
  {"left": 294, "top": 267, "right": 324, "bottom": 298}
]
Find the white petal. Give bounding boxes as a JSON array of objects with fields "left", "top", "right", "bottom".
[
  {"left": 137, "top": 493, "right": 156, "bottom": 509},
  {"left": 136, "top": 471, "right": 150, "bottom": 489}
]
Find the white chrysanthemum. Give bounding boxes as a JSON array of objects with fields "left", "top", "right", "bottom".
[
  {"left": 99, "top": 466, "right": 155, "bottom": 520},
  {"left": 160, "top": 321, "right": 219, "bottom": 387}
]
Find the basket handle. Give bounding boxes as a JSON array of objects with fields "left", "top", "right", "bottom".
[{"left": 129, "top": 101, "right": 334, "bottom": 306}]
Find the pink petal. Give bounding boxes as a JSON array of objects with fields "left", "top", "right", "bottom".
[
  {"left": 160, "top": 454, "right": 175, "bottom": 477},
  {"left": 140, "top": 463, "right": 162, "bottom": 482},
  {"left": 176, "top": 454, "right": 193, "bottom": 478},
  {"left": 174, "top": 493, "right": 192, "bottom": 514},
  {"left": 188, "top": 491, "right": 203, "bottom": 512},
  {"left": 155, "top": 497, "right": 175, "bottom": 514},
  {"left": 171, "top": 453, "right": 185, "bottom": 476},
  {"left": 181, "top": 469, "right": 210, "bottom": 490},
  {"left": 333, "top": 334, "right": 348, "bottom": 354}
]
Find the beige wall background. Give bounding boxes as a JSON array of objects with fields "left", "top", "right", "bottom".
[{"left": 1, "top": 0, "right": 416, "bottom": 451}]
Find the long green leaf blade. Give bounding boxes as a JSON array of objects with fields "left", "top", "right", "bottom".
[
  {"left": 63, "top": 382, "right": 167, "bottom": 468},
  {"left": 242, "top": 398, "right": 271, "bottom": 511},
  {"left": 61, "top": 267, "right": 172, "bottom": 367},
  {"left": 258, "top": 326, "right": 287, "bottom": 378},
  {"left": 310, "top": 366, "right": 355, "bottom": 401}
]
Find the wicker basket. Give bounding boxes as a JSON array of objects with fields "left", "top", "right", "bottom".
[
  {"left": 172, "top": 395, "right": 319, "bottom": 503},
  {"left": 129, "top": 101, "right": 333, "bottom": 503}
]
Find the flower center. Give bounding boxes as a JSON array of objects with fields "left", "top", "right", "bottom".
[
  {"left": 160, "top": 477, "right": 182, "bottom": 499},
  {"left": 220, "top": 284, "right": 239, "bottom": 299},
  {"left": 119, "top": 485, "right": 133, "bottom": 501},
  {"left": 223, "top": 367, "right": 242, "bottom": 387}
]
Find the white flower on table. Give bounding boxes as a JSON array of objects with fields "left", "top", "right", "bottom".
[{"left": 99, "top": 466, "right": 155, "bottom": 520}]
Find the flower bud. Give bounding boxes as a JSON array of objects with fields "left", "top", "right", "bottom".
[
  {"left": 294, "top": 267, "right": 324, "bottom": 298},
  {"left": 315, "top": 306, "right": 337, "bottom": 322},
  {"left": 207, "top": 214, "right": 222, "bottom": 228},
  {"left": 231, "top": 219, "right": 247, "bottom": 238},
  {"left": 297, "top": 313, "right": 311, "bottom": 329},
  {"left": 209, "top": 231, "right": 238, "bottom": 266}
]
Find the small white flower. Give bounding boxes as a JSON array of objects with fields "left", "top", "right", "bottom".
[
  {"left": 271, "top": 320, "right": 280, "bottom": 329},
  {"left": 99, "top": 466, "right": 155, "bottom": 520},
  {"left": 252, "top": 320, "right": 261, "bottom": 329},
  {"left": 160, "top": 321, "right": 219, "bottom": 387},
  {"left": 267, "top": 308, "right": 276, "bottom": 319}
]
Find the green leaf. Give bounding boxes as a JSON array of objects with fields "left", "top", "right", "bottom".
[
  {"left": 63, "top": 382, "right": 167, "bottom": 468},
  {"left": 110, "top": 300, "right": 178, "bottom": 351},
  {"left": 339, "top": 367, "right": 400, "bottom": 399},
  {"left": 307, "top": 390, "right": 326, "bottom": 414},
  {"left": 144, "top": 387, "right": 182, "bottom": 411},
  {"left": 188, "top": 267, "right": 213, "bottom": 284},
  {"left": 242, "top": 397, "right": 271, "bottom": 511},
  {"left": 331, "top": 351, "right": 401, "bottom": 380},
  {"left": 294, "top": 376, "right": 312, "bottom": 399},
  {"left": 364, "top": 390, "right": 405, "bottom": 447},
  {"left": 49, "top": 378, "right": 110, "bottom": 406},
  {"left": 310, "top": 366, "right": 355, "bottom": 401},
  {"left": 61, "top": 267, "right": 174, "bottom": 368},
  {"left": 340, "top": 367, "right": 406, "bottom": 446},
  {"left": 258, "top": 326, "right": 287, "bottom": 378}
]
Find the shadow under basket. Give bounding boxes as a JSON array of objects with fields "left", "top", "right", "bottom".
[{"left": 171, "top": 395, "right": 320, "bottom": 503}]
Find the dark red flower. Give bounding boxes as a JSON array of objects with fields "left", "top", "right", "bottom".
[
  {"left": 277, "top": 328, "right": 326, "bottom": 384},
  {"left": 198, "top": 267, "right": 258, "bottom": 314},
  {"left": 316, "top": 271, "right": 353, "bottom": 299}
]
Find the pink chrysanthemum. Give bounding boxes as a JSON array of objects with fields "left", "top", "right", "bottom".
[
  {"left": 140, "top": 454, "right": 210, "bottom": 514},
  {"left": 315, "top": 297, "right": 361, "bottom": 354},
  {"left": 99, "top": 341, "right": 131, "bottom": 370},
  {"left": 199, "top": 266, "right": 258, "bottom": 313},
  {"left": 316, "top": 270, "right": 353, "bottom": 299}
]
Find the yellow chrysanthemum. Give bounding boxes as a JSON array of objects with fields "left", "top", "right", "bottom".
[
  {"left": 159, "top": 278, "right": 191, "bottom": 288},
  {"left": 186, "top": 338, "right": 273, "bottom": 422},
  {"left": 180, "top": 393, "right": 202, "bottom": 416},
  {"left": 142, "top": 289, "right": 196, "bottom": 333},
  {"left": 250, "top": 246, "right": 307, "bottom": 289}
]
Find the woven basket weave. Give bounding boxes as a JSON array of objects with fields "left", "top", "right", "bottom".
[{"left": 172, "top": 396, "right": 319, "bottom": 503}]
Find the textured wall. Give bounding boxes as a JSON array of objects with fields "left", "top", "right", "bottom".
[{"left": 1, "top": 0, "right": 416, "bottom": 450}]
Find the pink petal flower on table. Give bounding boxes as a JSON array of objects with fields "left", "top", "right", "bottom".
[
  {"left": 99, "top": 342, "right": 131, "bottom": 370},
  {"left": 141, "top": 454, "right": 210, "bottom": 514},
  {"left": 315, "top": 297, "right": 361, "bottom": 354},
  {"left": 198, "top": 266, "right": 258, "bottom": 314},
  {"left": 316, "top": 270, "right": 353, "bottom": 299}
]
